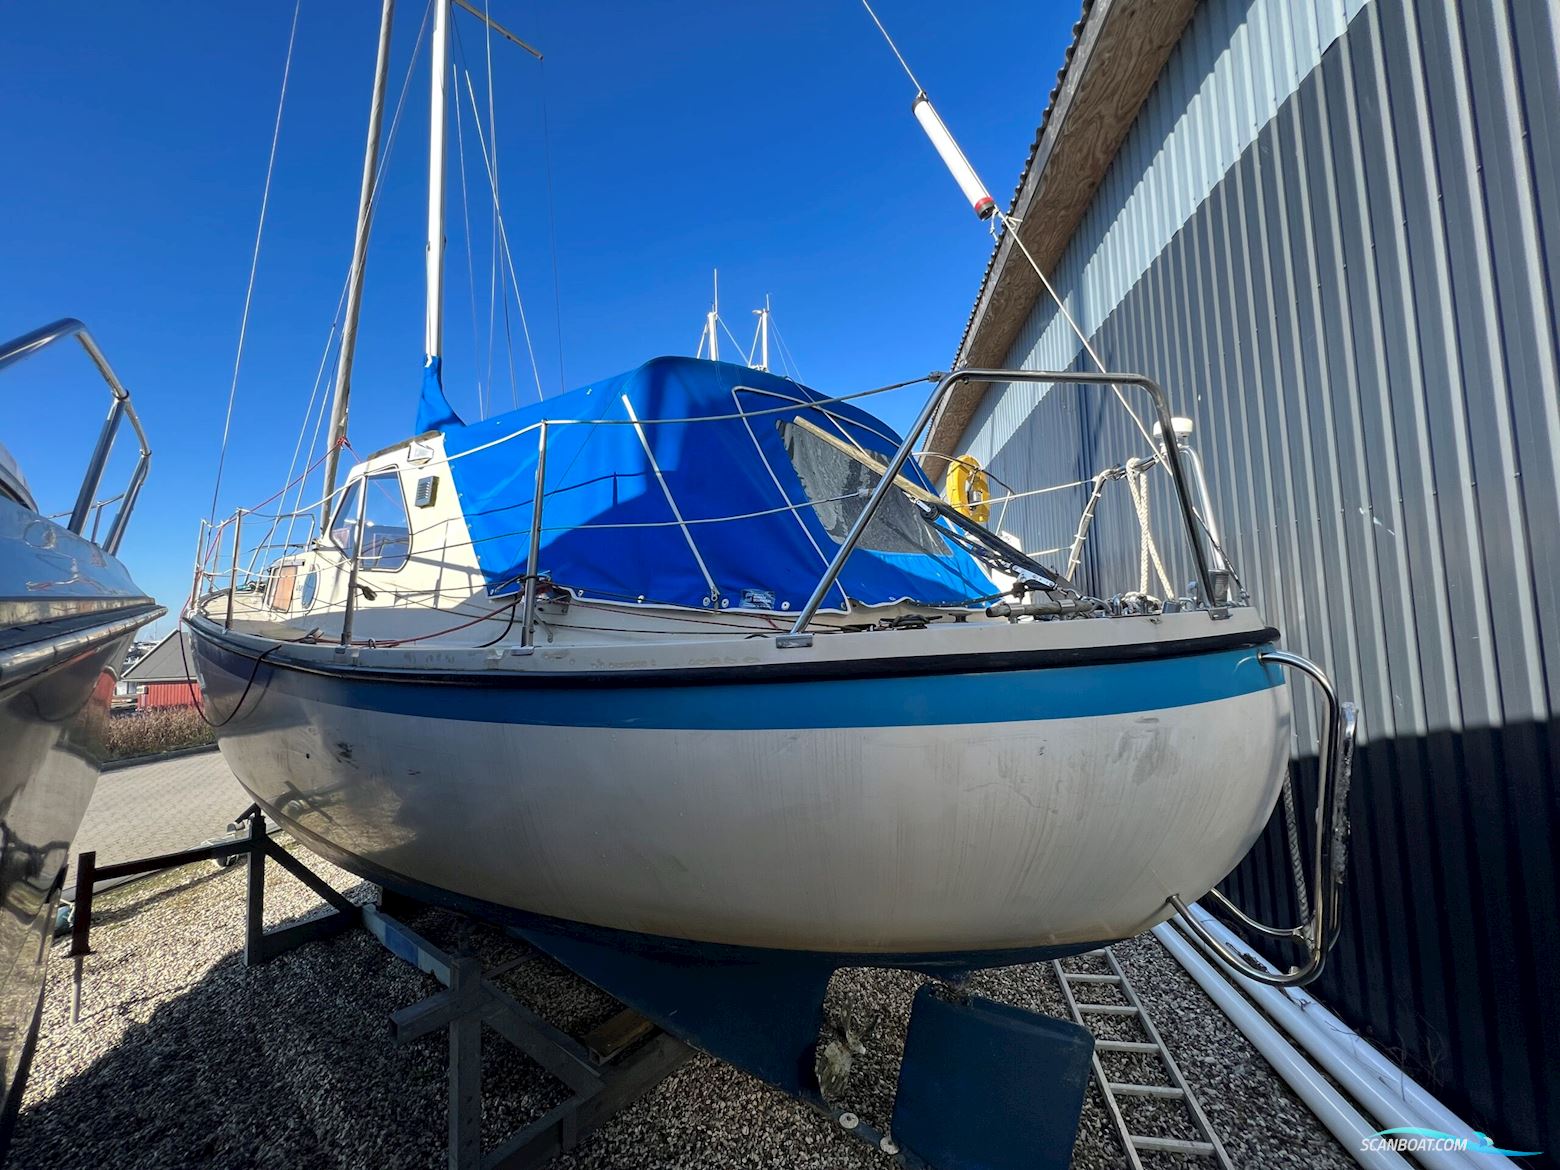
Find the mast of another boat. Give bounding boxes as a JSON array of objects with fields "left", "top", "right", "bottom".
[
  {"left": 321, "top": 0, "right": 396, "bottom": 522},
  {"left": 752, "top": 295, "right": 770, "bottom": 372},
  {"left": 699, "top": 269, "right": 720, "bottom": 362}
]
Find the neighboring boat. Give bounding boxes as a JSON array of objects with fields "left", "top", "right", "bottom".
[
  {"left": 0, "top": 320, "right": 161, "bottom": 1151},
  {"left": 184, "top": 2, "right": 1355, "bottom": 1156}
]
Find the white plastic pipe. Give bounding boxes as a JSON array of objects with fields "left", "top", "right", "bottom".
[
  {"left": 912, "top": 94, "right": 995, "bottom": 219},
  {"left": 1180, "top": 905, "right": 1515, "bottom": 1170},
  {"left": 1152, "top": 921, "right": 1413, "bottom": 1170}
]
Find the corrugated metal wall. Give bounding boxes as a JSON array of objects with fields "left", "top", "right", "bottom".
[{"left": 960, "top": 0, "right": 1560, "bottom": 1160}]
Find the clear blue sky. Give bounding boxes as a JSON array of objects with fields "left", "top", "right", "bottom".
[{"left": 1, "top": 1, "right": 1077, "bottom": 635}]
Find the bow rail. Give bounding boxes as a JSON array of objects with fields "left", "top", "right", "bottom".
[{"left": 0, "top": 317, "right": 151, "bottom": 555}]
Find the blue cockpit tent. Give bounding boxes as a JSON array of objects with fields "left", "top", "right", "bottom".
[{"left": 429, "top": 356, "right": 995, "bottom": 614}]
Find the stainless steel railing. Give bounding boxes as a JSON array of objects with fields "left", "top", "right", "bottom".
[
  {"left": 0, "top": 317, "right": 151, "bottom": 555},
  {"left": 1168, "top": 649, "right": 1359, "bottom": 986},
  {"left": 199, "top": 365, "right": 1227, "bottom": 647},
  {"left": 785, "top": 366, "right": 1223, "bottom": 640}
]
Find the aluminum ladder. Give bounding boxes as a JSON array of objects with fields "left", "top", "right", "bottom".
[{"left": 1053, "top": 947, "right": 1232, "bottom": 1168}]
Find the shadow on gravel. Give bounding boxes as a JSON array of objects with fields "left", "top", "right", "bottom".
[
  {"left": 9, "top": 867, "right": 882, "bottom": 1170},
  {"left": 13, "top": 879, "right": 567, "bottom": 1169},
  {"left": 11, "top": 862, "right": 1358, "bottom": 1170}
]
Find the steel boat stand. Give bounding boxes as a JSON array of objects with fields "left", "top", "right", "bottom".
[
  {"left": 64, "top": 804, "right": 1101, "bottom": 1170},
  {"left": 64, "top": 807, "right": 693, "bottom": 1170}
]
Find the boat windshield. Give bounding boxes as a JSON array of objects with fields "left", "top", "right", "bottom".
[
  {"left": 780, "top": 415, "right": 1060, "bottom": 588},
  {"left": 778, "top": 418, "right": 948, "bottom": 557},
  {"left": 330, "top": 471, "right": 412, "bottom": 571}
]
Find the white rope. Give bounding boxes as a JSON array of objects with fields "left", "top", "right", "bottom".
[
  {"left": 238, "top": 480, "right": 887, "bottom": 575},
  {"left": 432, "top": 378, "right": 926, "bottom": 467},
  {"left": 1125, "top": 456, "right": 1172, "bottom": 596},
  {"left": 728, "top": 386, "right": 852, "bottom": 610},
  {"left": 207, "top": 0, "right": 302, "bottom": 525},
  {"left": 983, "top": 474, "right": 1099, "bottom": 510},
  {"left": 221, "top": 376, "right": 941, "bottom": 547},
  {"left": 621, "top": 394, "right": 720, "bottom": 602}
]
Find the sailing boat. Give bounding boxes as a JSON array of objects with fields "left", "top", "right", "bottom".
[
  {"left": 0, "top": 320, "right": 162, "bottom": 1151},
  {"left": 184, "top": 1, "right": 1355, "bottom": 1148}
]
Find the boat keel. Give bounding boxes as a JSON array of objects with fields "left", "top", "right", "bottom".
[
  {"left": 516, "top": 924, "right": 1096, "bottom": 1170},
  {"left": 513, "top": 922, "right": 836, "bottom": 1099}
]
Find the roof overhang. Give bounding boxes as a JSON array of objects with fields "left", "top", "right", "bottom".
[{"left": 923, "top": 0, "right": 1196, "bottom": 478}]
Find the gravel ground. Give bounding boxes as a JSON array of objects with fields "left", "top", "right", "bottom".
[{"left": 13, "top": 849, "right": 1357, "bottom": 1170}]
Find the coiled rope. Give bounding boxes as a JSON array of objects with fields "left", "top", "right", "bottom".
[{"left": 1125, "top": 457, "right": 1171, "bottom": 596}]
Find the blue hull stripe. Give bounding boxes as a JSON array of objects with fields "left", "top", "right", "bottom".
[{"left": 198, "top": 637, "right": 1282, "bottom": 730}]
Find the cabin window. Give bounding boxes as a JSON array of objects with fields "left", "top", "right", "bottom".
[
  {"left": 330, "top": 471, "right": 412, "bottom": 571},
  {"left": 300, "top": 571, "right": 317, "bottom": 609},
  {"left": 777, "top": 419, "right": 948, "bottom": 557}
]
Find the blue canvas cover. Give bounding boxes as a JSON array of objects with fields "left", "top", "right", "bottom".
[{"left": 430, "top": 356, "right": 994, "bottom": 613}]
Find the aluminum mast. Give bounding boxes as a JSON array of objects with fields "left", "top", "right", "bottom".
[
  {"left": 321, "top": 0, "right": 395, "bottom": 520},
  {"left": 424, "top": 0, "right": 451, "bottom": 379}
]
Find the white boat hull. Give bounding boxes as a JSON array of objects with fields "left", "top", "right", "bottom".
[{"left": 190, "top": 613, "right": 1290, "bottom": 959}]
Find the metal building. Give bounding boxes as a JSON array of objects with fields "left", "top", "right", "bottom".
[{"left": 926, "top": 0, "right": 1559, "bottom": 1159}]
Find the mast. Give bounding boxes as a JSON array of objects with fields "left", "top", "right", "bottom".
[
  {"left": 704, "top": 269, "right": 720, "bottom": 362},
  {"left": 753, "top": 295, "right": 770, "bottom": 372},
  {"left": 425, "top": 0, "right": 451, "bottom": 379},
  {"left": 322, "top": 0, "right": 395, "bottom": 520}
]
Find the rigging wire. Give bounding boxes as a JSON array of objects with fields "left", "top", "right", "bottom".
[
  {"left": 451, "top": 59, "right": 487, "bottom": 418},
  {"left": 539, "top": 59, "right": 566, "bottom": 393},
  {"left": 857, "top": 0, "right": 925, "bottom": 93},
  {"left": 207, "top": 0, "right": 303, "bottom": 526},
  {"left": 264, "top": 290, "right": 347, "bottom": 559},
  {"left": 993, "top": 215, "right": 1156, "bottom": 449},
  {"left": 717, "top": 315, "right": 749, "bottom": 361},
  {"left": 266, "top": 0, "right": 435, "bottom": 557},
  {"left": 284, "top": 13, "right": 432, "bottom": 557},
  {"left": 458, "top": 63, "right": 546, "bottom": 403},
  {"left": 856, "top": 0, "right": 1156, "bottom": 452},
  {"left": 479, "top": 0, "right": 519, "bottom": 410},
  {"left": 770, "top": 316, "right": 803, "bottom": 382}
]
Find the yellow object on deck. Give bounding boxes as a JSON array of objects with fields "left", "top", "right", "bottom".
[{"left": 945, "top": 454, "right": 991, "bottom": 525}]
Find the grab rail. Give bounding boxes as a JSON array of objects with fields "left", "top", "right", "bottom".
[
  {"left": 0, "top": 317, "right": 151, "bottom": 555},
  {"left": 1168, "top": 649, "right": 1358, "bottom": 986},
  {"left": 784, "top": 367, "right": 1222, "bottom": 639}
]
